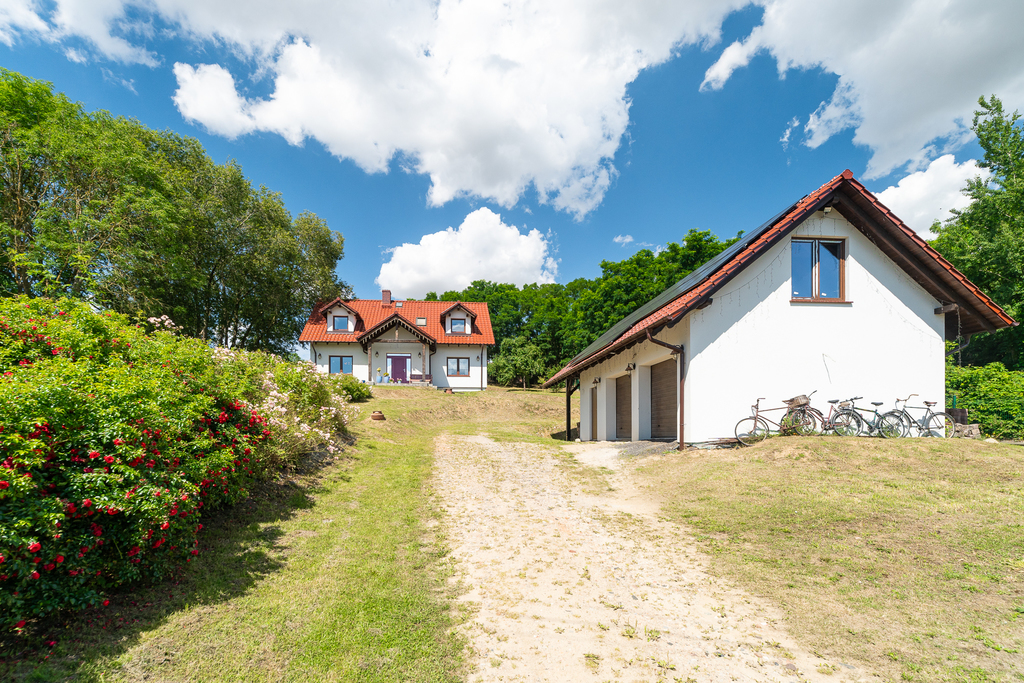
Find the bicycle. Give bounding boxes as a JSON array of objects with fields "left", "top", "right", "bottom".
[
  {"left": 841, "top": 398, "right": 903, "bottom": 438},
  {"left": 885, "top": 394, "right": 955, "bottom": 438},
  {"left": 734, "top": 396, "right": 816, "bottom": 446},
  {"left": 815, "top": 398, "right": 861, "bottom": 436}
]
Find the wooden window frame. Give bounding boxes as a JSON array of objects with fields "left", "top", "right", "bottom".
[
  {"left": 791, "top": 237, "right": 849, "bottom": 304},
  {"left": 328, "top": 355, "right": 343, "bottom": 374},
  {"left": 332, "top": 315, "right": 349, "bottom": 331},
  {"left": 450, "top": 317, "right": 467, "bottom": 334},
  {"left": 447, "top": 357, "right": 470, "bottom": 377}
]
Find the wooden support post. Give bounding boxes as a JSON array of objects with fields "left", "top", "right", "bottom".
[
  {"left": 678, "top": 348, "right": 685, "bottom": 451},
  {"left": 565, "top": 375, "right": 578, "bottom": 441}
]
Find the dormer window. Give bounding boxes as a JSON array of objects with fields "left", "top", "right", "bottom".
[
  {"left": 333, "top": 315, "right": 349, "bottom": 331},
  {"left": 451, "top": 318, "right": 466, "bottom": 333}
]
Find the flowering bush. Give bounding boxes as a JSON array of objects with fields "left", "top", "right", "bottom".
[{"left": 0, "top": 297, "right": 350, "bottom": 626}]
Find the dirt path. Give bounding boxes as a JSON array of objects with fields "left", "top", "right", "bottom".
[{"left": 433, "top": 435, "right": 868, "bottom": 683}]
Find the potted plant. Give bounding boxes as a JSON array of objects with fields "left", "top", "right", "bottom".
[{"left": 375, "top": 367, "right": 383, "bottom": 383}]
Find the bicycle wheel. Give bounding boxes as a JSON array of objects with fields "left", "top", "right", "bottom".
[
  {"left": 805, "top": 407, "right": 826, "bottom": 434},
  {"left": 878, "top": 413, "right": 904, "bottom": 439},
  {"left": 735, "top": 417, "right": 770, "bottom": 446},
  {"left": 831, "top": 409, "right": 863, "bottom": 437},
  {"left": 923, "top": 412, "right": 955, "bottom": 438},
  {"left": 792, "top": 407, "right": 818, "bottom": 435},
  {"left": 882, "top": 411, "right": 910, "bottom": 437}
]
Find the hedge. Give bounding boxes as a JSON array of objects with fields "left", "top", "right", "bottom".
[
  {"left": 0, "top": 297, "right": 355, "bottom": 627},
  {"left": 946, "top": 361, "right": 1024, "bottom": 440}
]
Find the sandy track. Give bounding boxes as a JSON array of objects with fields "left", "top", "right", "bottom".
[{"left": 433, "top": 435, "right": 867, "bottom": 683}]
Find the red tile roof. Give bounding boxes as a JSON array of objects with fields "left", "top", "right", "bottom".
[
  {"left": 543, "top": 169, "right": 1015, "bottom": 387},
  {"left": 299, "top": 298, "right": 494, "bottom": 345}
]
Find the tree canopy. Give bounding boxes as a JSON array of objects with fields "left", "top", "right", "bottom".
[
  {"left": 933, "top": 95, "right": 1024, "bottom": 369},
  {"left": 0, "top": 68, "right": 348, "bottom": 354},
  {"left": 426, "top": 229, "right": 739, "bottom": 385}
]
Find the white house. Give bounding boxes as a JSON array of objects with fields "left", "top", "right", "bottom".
[
  {"left": 543, "top": 170, "right": 1016, "bottom": 445},
  {"left": 300, "top": 291, "right": 493, "bottom": 391}
]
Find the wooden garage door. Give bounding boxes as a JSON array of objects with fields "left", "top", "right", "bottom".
[
  {"left": 650, "top": 359, "right": 677, "bottom": 439},
  {"left": 615, "top": 375, "right": 631, "bottom": 440},
  {"left": 590, "top": 387, "right": 598, "bottom": 441}
]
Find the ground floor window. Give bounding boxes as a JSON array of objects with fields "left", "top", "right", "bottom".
[
  {"left": 447, "top": 357, "right": 470, "bottom": 377},
  {"left": 329, "top": 356, "right": 353, "bottom": 374}
]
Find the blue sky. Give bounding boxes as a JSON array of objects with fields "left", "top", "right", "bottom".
[{"left": 2, "top": 1, "right": 1022, "bottom": 299}]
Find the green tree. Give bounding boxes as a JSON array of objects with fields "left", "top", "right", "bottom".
[
  {"left": 933, "top": 95, "right": 1024, "bottom": 369},
  {"left": 0, "top": 68, "right": 348, "bottom": 354},
  {"left": 489, "top": 335, "right": 546, "bottom": 388}
]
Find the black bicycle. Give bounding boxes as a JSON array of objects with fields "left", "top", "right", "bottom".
[{"left": 885, "top": 394, "right": 955, "bottom": 438}]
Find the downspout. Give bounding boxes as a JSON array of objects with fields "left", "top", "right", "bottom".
[
  {"left": 429, "top": 346, "right": 437, "bottom": 388},
  {"left": 565, "top": 375, "right": 579, "bottom": 441},
  {"left": 480, "top": 344, "right": 484, "bottom": 390},
  {"left": 310, "top": 342, "right": 317, "bottom": 365},
  {"left": 645, "top": 330, "right": 685, "bottom": 451}
]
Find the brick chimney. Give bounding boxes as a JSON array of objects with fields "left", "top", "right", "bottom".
[{"left": 382, "top": 289, "right": 391, "bottom": 305}]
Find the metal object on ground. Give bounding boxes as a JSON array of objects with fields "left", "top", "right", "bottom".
[{"left": 371, "top": 411, "right": 386, "bottom": 421}]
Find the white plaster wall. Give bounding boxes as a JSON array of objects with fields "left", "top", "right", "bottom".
[
  {"left": 433, "top": 345, "right": 489, "bottom": 390},
  {"left": 578, "top": 320, "right": 686, "bottom": 441},
  {"left": 685, "top": 213, "right": 946, "bottom": 442},
  {"left": 310, "top": 342, "right": 370, "bottom": 381},
  {"left": 327, "top": 306, "right": 355, "bottom": 333}
]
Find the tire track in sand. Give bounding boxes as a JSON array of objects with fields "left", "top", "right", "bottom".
[{"left": 433, "top": 434, "right": 868, "bottom": 683}]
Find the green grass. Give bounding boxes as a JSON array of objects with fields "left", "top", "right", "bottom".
[
  {"left": 2, "top": 386, "right": 574, "bottom": 682},
  {"left": 640, "top": 436, "right": 1024, "bottom": 682}
]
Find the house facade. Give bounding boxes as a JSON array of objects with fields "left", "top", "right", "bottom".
[
  {"left": 544, "top": 170, "right": 1016, "bottom": 444},
  {"left": 299, "top": 291, "right": 493, "bottom": 391}
]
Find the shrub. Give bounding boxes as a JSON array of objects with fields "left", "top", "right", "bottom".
[
  {"left": 0, "top": 297, "right": 347, "bottom": 625},
  {"left": 946, "top": 362, "right": 1024, "bottom": 439}
]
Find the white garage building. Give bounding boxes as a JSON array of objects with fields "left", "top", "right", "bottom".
[{"left": 543, "top": 170, "right": 1015, "bottom": 445}]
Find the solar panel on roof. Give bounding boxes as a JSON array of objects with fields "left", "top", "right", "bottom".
[{"left": 567, "top": 197, "right": 805, "bottom": 366}]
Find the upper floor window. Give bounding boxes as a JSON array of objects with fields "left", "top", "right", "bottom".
[
  {"left": 450, "top": 318, "right": 466, "bottom": 333},
  {"left": 792, "top": 239, "right": 845, "bottom": 301},
  {"left": 333, "top": 315, "right": 348, "bottom": 331}
]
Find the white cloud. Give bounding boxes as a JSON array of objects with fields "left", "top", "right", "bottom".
[
  {"left": 779, "top": 116, "right": 800, "bottom": 151},
  {"left": 613, "top": 234, "right": 634, "bottom": 245},
  {"left": 875, "top": 155, "right": 986, "bottom": 238},
  {"left": 3, "top": 0, "right": 749, "bottom": 218},
  {"left": 702, "top": 0, "right": 1024, "bottom": 178},
  {"left": 376, "top": 208, "right": 558, "bottom": 298}
]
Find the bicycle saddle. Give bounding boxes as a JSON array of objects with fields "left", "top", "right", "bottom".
[
  {"left": 871, "top": 401, "right": 883, "bottom": 406},
  {"left": 828, "top": 399, "right": 839, "bottom": 404},
  {"left": 924, "top": 401, "right": 936, "bottom": 406}
]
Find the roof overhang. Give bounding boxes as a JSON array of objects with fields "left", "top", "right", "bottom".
[
  {"left": 542, "top": 170, "right": 1015, "bottom": 388},
  {"left": 439, "top": 302, "right": 477, "bottom": 319},
  {"left": 360, "top": 313, "right": 436, "bottom": 350}
]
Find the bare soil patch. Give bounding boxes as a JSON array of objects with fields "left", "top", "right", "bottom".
[{"left": 434, "top": 435, "right": 869, "bottom": 682}]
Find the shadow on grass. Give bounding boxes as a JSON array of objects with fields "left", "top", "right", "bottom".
[
  {"left": 0, "top": 449, "right": 349, "bottom": 682},
  {"left": 549, "top": 427, "right": 579, "bottom": 441}
]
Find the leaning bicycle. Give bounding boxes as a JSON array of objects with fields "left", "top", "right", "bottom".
[
  {"left": 885, "top": 394, "right": 955, "bottom": 438},
  {"left": 734, "top": 396, "right": 816, "bottom": 446}
]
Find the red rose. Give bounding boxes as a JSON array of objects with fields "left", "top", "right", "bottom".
[
  {"left": 30, "top": 571, "right": 39, "bottom": 579},
  {"left": 15, "top": 620, "right": 25, "bottom": 628},
  {"left": 27, "top": 542, "right": 41, "bottom": 553},
  {"left": 161, "top": 522, "right": 170, "bottom": 530},
  {"left": 113, "top": 439, "right": 124, "bottom": 446},
  {"left": 44, "top": 563, "right": 55, "bottom": 571},
  {"left": 102, "top": 600, "right": 109, "bottom": 607},
  {"left": 82, "top": 499, "right": 92, "bottom": 507},
  {"left": 88, "top": 451, "right": 100, "bottom": 459},
  {"left": 0, "top": 481, "right": 8, "bottom": 489},
  {"left": 104, "top": 455, "right": 114, "bottom": 464},
  {"left": 55, "top": 555, "right": 63, "bottom": 563}
]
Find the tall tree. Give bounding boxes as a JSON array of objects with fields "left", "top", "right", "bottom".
[
  {"left": 0, "top": 68, "right": 348, "bottom": 354},
  {"left": 933, "top": 95, "right": 1024, "bottom": 369}
]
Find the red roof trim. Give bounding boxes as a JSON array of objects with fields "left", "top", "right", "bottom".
[{"left": 542, "top": 170, "right": 1015, "bottom": 387}]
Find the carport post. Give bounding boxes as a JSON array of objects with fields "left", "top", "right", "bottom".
[
  {"left": 678, "top": 348, "right": 685, "bottom": 451},
  {"left": 566, "top": 375, "right": 578, "bottom": 441}
]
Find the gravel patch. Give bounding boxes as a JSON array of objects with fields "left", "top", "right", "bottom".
[{"left": 434, "top": 434, "right": 867, "bottom": 683}]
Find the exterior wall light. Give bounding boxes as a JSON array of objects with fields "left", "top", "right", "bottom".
[
  {"left": 625, "top": 363, "right": 636, "bottom": 375},
  {"left": 592, "top": 377, "right": 601, "bottom": 385}
]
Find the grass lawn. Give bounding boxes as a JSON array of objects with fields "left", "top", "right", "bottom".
[
  {"left": 639, "top": 436, "right": 1024, "bottom": 682},
  {"left": 0, "top": 386, "right": 574, "bottom": 682}
]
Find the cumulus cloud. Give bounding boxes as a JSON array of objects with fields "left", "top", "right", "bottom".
[
  {"left": 376, "top": 208, "right": 558, "bottom": 298},
  {"left": 875, "top": 155, "right": 986, "bottom": 238},
  {"left": 2, "top": 0, "right": 750, "bottom": 218},
  {"left": 9, "top": 0, "right": 1023, "bottom": 206},
  {"left": 613, "top": 234, "right": 634, "bottom": 245},
  {"left": 702, "top": 0, "right": 1024, "bottom": 178}
]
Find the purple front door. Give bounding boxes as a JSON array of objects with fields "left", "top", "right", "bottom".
[{"left": 389, "top": 356, "right": 408, "bottom": 383}]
